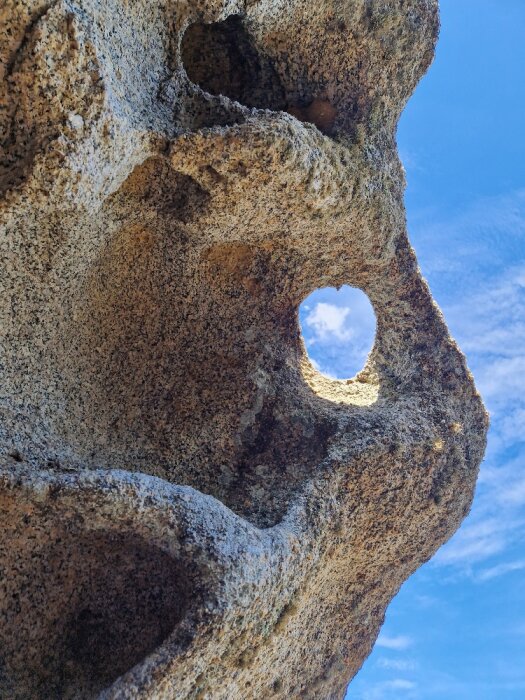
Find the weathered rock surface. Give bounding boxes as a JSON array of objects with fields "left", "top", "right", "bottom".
[{"left": 0, "top": 1, "right": 487, "bottom": 698}]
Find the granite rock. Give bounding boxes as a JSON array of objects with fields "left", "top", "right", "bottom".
[{"left": 0, "top": 1, "right": 487, "bottom": 698}]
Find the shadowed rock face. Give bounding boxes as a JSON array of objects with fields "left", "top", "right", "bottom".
[{"left": 0, "top": 1, "right": 487, "bottom": 698}]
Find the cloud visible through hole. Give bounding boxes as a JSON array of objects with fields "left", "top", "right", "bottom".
[
  {"left": 300, "top": 286, "right": 376, "bottom": 379},
  {"left": 305, "top": 302, "right": 352, "bottom": 342}
]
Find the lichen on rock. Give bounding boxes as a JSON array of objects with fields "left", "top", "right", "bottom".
[{"left": 0, "top": 1, "right": 487, "bottom": 698}]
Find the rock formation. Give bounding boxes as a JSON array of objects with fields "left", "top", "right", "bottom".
[{"left": 0, "top": 1, "right": 487, "bottom": 698}]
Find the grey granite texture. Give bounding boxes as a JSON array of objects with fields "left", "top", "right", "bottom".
[{"left": 0, "top": 0, "right": 488, "bottom": 698}]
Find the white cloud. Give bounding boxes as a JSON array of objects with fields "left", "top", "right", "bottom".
[
  {"left": 478, "top": 454, "right": 525, "bottom": 499},
  {"left": 427, "top": 256, "right": 525, "bottom": 575},
  {"left": 434, "top": 483, "right": 525, "bottom": 571},
  {"left": 305, "top": 302, "right": 353, "bottom": 342},
  {"left": 413, "top": 188, "right": 525, "bottom": 279},
  {"left": 413, "top": 594, "right": 439, "bottom": 609},
  {"left": 474, "top": 356, "right": 525, "bottom": 408},
  {"left": 300, "top": 286, "right": 377, "bottom": 378},
  {"left": 454, "top": 537, "right": 507, "bottom": 564},
  {"left": 444, "top": 263, "right": 525, "bottom": 388},
  {"left": 433, "top": 460, "right": 525, "bottom": 565},
  {"left": 434, "top": 521, "right": 506, "bottom": 567},
  {"left": 386, "top": 680, "right": 417, "bottom": 691},
  {"left": 496, "top": 408, "right": 525, "bottom": 447},
  {"left": 377, "top": 658, "right": 417, "bottom": 672},
  {"left": 356, "top": 678, "right": 417, "bottom": 700},
  {"left": 376, "top": 634, "right": 413, "bottom": 651},
  {"left": 497, "top": 476, "right": 525, "bottom": 508},
  {"left": 420, "top": 677, "right": 525, "bottom": 696},
  {"left": 477, "top": 559, "right": 525, "bottom": 582}
]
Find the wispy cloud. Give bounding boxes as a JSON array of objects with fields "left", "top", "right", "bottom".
[
  {"left": 444, "top": 263, "right": 525, "bottom": 403},
  {"left": 477, "top": 559, "right": 525, "bottom": 582},
  {"left": 478, "top": 454, "right": 525, "bottom": 501},
  {"left": 434, "top": 475, "right": 525, "bottom": 571},
  {"left": 434, "top": 517, "right": 507, "bottom": 567},
  {"left": 413, "top": 188, "right": 525, "bottom": 283},
  {"left": 386, "top": 680, "right": 417, "bottom": 691},
  {"left": 377, "top": 658, "right": 417, "bottom": 672},
  {"left": 429, "top": 254, "right": 525, "bottom": 575},
  {"left": 356, "top": 678, "right": 418, "bottom": 700},
  {"left": 376, "top": 634, "right": 413, "bottom": 651}
]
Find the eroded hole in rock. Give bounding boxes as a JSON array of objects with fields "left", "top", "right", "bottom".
[
  {"left": 300, "top": 286, "right": 376, "bottom": 379},
  {"left": 228, "top": 401, "right": 337, "bottom": 528},
  {"left": 181, "top": 15, "right": 286, "bottom": 110},
  {"left": 286, "top": 97, "right": 339, "bottom": 135},
  {"left": 0, "top": 532, "right": 188, "bottom": 699}
]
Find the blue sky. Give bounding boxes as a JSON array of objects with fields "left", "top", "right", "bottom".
[{"left": 299, "top": 2, "right": 525, "bottom": 698}]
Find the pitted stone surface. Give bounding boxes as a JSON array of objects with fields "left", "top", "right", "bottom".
[{"left": 0, "top": 1, "right": 487, "bottom": 698}]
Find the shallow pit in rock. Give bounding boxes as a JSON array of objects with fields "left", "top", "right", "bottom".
[
  {"left": 0, "top": 530, "right": 188, "bottom": 699},
  {"left": 181, "top": 15, "right": 287, "bottom": 111}
]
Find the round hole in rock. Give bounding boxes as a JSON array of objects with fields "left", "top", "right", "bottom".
[
  {"left": 0, "top": 531, "right": 189, "bottom": 699},
  {"left": 299, "top": 286, "right": 376, "bottom": 379},
  {"left": 181, "top": 15, "right": 286, "bottom": 110}
]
